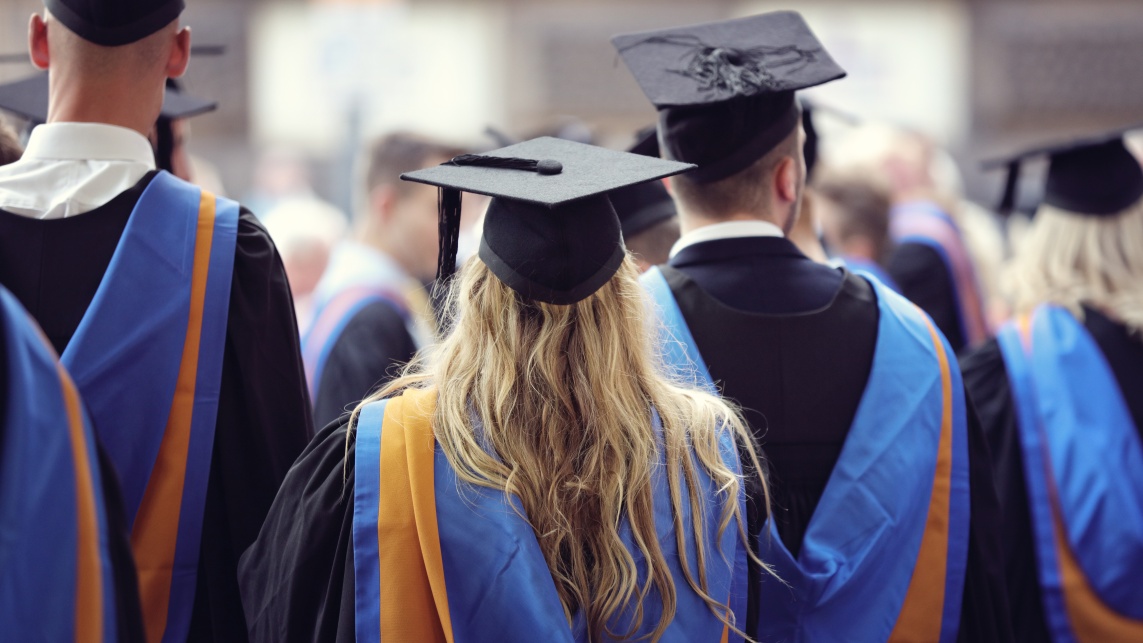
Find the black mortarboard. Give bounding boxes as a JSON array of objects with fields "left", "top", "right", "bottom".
[
  {"left": 989, "top": 126, "right": 1143, "bottom": 217},
  {"left": 401, "top": 137, "right": 694, "bottom": 305},
  {"left": 627, "top": 125, "right": 661, "bottom": 159},
  {"left": 0, "top": 72, "right": 216, "bottom": 126},
  {"left": 613, "top": 11, "right": 846, "bottom": 184},
  {"left": 45, "top": 0, "right": 184, "bottom": 47}
]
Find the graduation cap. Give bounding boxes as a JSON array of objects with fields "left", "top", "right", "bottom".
[
  {"left": 44, "top": 0, "right": 185, "bottom": 47},
  {"left": 613, "top": 11, "right": 846, "bottom": 184},
  {"left": 401, "top": 137, "right": 694, "bottom": 305},
  {"left": 627, "top": 124, "right": 660, "bottom": 159},
  {"left": 0, "top": 72, "right": 216, "bottom": 126},
  {"left": 989, "top": 125, "right": 1143, "bottom": 217}
]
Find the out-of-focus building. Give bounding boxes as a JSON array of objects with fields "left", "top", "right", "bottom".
[{"left": 1, "top": 0, "right": 1141, "bottom": 208}]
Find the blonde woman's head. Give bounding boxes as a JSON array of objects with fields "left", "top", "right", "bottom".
[{"left": 1004, "top": 197, "right": 1143, "bottom": 333}]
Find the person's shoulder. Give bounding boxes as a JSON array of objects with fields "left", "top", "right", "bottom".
[{"left": 888, "top": 241, "right": 948, "bottom": 279}]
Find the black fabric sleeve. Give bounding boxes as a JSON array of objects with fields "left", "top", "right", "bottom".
[
  {"left": 312, "top": 301, "right": 418, "bottom": 428},
  {"left": 888, "top": 242, "right": 966, "bottom": 352},
  {"left": 238, "top": 418, "right": 357, "bottom": 643},
  {"left": 956, "top": 384, "right": 1016, "bottom": 642},
  {"left": 94, "top": 438, "right": 147, "bottom": 643},
  {"left": 188, "top": 210, "right": 315, "bottom": 642},
  {"left": 961, "top": 340, "right": 1049, "bottom": 642}
]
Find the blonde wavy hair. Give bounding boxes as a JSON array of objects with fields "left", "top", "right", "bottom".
[
  {"left": 1003, "top": 199, "right": 1143, "bottom": 334},
  {"left": 355, "top": 256, "right": 766, "bottom": 642}
]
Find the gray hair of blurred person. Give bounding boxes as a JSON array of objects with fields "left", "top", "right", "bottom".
[
  {"left": 815, "top": 171, "right": 894, "bottom": 264},
  {"left": 0, "top": 118, "right": 22, "bottom": 166}
]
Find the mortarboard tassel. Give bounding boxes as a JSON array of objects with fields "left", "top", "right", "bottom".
[{"left": 998, "top": 160, "right": 1021, "bottom": 217}]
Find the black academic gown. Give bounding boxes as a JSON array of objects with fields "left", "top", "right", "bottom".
[
  {"left": 0, "top": 171, "right": 314, "bottom": 642},
  {"left": 665, "top": 236, "right": 1011, "bottom": 642},
  {"left": 239, "top": 417, "right": 358, "bottom": 643},
  {"left": 888, "top": 242, "right": 967, "bottom": 352},
  {"left": 960, "top": 307, "right": 1143, "bottom": 643},
  {"left": 312, "top": 300, "right": 418, "bottom": 427}
]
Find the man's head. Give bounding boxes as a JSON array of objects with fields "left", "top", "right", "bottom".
[
  {"left": 814, "top": 171, "right": 894, "bottom": 263},
  {"left": 27, "top": 0, "right": 190, "bottom": 135},
  {"left": 357, "top": 132, "right": 465, "bottom": 283},
  {"left": 669, "top": 122, "right": 806, "bottom": 233}
]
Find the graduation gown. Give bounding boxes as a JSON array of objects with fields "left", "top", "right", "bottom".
[
  {"left": 309, "top": 300, "right": 418, "bottom": 427},
  {"left": 888, "top": 202, "right": 990, "bottom": 353},
  {"left": 0, "top": 285, "right": 146, "bottom": 643},
  {"left": 661, "top": 235, "right": 1011, "bottom": 641},
  {"left": 239, "top": 389, "right": 749, "bottom": 643},
  {"left": 302, "top": 242, "right": 424, "bottom": 427},
  {"left": 961, "top": 306, "right": 1143, "bottom": 641},
  {"left": 0, "top": 171, "right": 313, "bottom": 642}
]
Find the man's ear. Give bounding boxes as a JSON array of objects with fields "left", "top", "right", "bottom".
[
  {"left": 28, "top": 13, "right": 50, "bottom": 70},
  {"left": 369, "top": 185, "right": 396, "bottom": 225},
  {"left": 166, "top": 27, "right": 191, "bottom": 78},
  {"left": 775, "top": 156, "right": 799, "bottom": 204}
]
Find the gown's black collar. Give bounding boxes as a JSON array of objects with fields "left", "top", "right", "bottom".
[{"left": 669, "top": 234, "right": 806, "bottom": 268}]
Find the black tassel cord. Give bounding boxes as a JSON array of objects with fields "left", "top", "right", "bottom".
[
  {"left": 619, "top": 34, "right": 822, "bottom": 97},
  {"left": 433, "top": 153, "right": 564, "bottom": 284}
]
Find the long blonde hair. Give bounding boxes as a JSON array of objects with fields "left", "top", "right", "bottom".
[
  {"left": 1003, "top": 199, "right": 1143, "bottom": 333},
  {"left": 356, "top": 257, "right": 766, "bottom": 641}
]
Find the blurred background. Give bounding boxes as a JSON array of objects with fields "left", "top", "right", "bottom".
[{"left": 2, "top": 0, "right": 1142, "bottom": 214}]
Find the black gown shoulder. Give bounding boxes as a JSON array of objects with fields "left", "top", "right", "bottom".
[
  {"left": 0, "top": 172, "right": 314, "bottom": 641},
  {"left": 313, "top": 300, "right": 418, "bottom": 427},
  {"left": 888, "top": 241, "right": 966, "bottom": 352},
  {"left": 239, "top": 417, "right": 358, "bottom": 643}
]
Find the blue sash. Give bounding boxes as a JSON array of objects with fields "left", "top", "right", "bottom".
[
  {"left": 841, "top": 256, "right": 900, "bottom": 293},
  {"left": 59, "top": 172, "right": 238, "bottom": 643},
  {"left": 642, "top": 267, "right": 970, "bottom": 642},
  {"left": 0, "top": 287, "right": 119, "bottom": 642},
  {"left": 998, "top": 306, "right": 1143, "bottom": 642},
  {"left": 352, "top": 389, "right": 747, "bottom": 642}
]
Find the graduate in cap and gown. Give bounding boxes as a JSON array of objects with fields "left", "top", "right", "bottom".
[
  {"left": 961, "top": 131, "right": 1143, "bottom": 642},
  {"left": 0, "top": 284, "right": 146, "bottom": 643},
  {"left": 0, "top": 2, "right": 313, "bottom": 641},
  {"left": 239, "top": 137, "right": 759, "bottom": 642},
  {"left": 614, "top": 11, "right": 1011, "bottom": 641}
]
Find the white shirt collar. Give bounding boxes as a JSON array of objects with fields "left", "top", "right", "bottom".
[
  {"left": 669, "top": 220, "right": 784, "bottom": 258},
  {"left": 23, "top": 122, "right": 156, "bottom": 168}
]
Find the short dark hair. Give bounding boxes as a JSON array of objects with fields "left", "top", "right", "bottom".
[
  {"left": 671, "top": 125, "right": 801, "bottom": 220},
  {"left": 0, "top": 119, "right": 22, "bottom": 167},
  {"left": 362, "top": 132, "right": 464, "bottom": 198},
  {"left": 815, "top": 174, "right": 893, "bottom": 262}
]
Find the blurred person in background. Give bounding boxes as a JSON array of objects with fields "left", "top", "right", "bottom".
[
  {"left": 302, "top": 132, "right": 459, "bottom": 428},
  {"left": 962, "top": 132, "right": 1143, "bottom": 641},
  {"left": 614, "top": 126, "right": 680, "bottom": 271},
  {"left": 815, "top": 170, "right": 901, "bottom": 291},
  {"left": 0, "top": 118, "right": 21, "bottom": 165},
  {"left": 617, "top": 11, "right": 1011, "bottom": 641},
  {"left": 834, "top": 124, "right": 991, "bottom": 352},
  {"left": 0, "top": 2, "right": 313, "bottom": 641},
  {"left": 240, "top": 138, "right": 759, "bottom": 643},
  {"left": 261, "top": 197, "right": 348, "bottom": 325}
]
